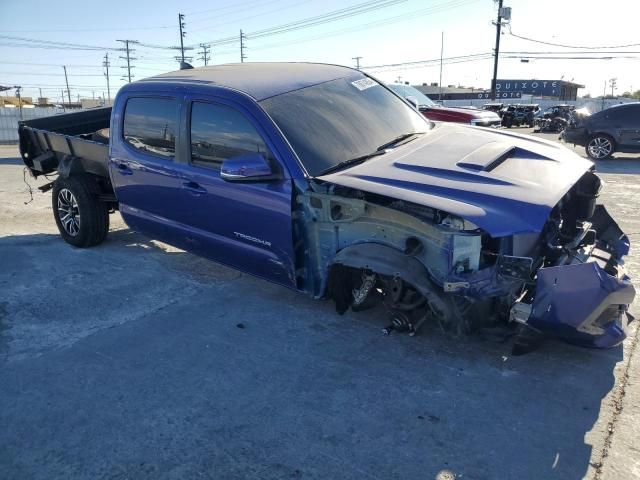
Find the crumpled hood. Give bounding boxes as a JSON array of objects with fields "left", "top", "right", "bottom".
[{"left": 317, "top": 123, "right": 594, "bottom": 237}]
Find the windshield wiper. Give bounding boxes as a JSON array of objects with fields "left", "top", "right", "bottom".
[
  {"left": 316, "top": 132, "right": 423, "bottom": 176},
  {"left": 376, "top": 132, "right": 423, "bottom": 151},
  {"left": 316, "top": 149, "right": 386, "bottom": 176}
]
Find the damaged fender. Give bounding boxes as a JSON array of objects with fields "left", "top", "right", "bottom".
[{"left": 330, "top": 243, "right": 451, "bottom": 318}]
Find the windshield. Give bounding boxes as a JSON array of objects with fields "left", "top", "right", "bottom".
[
  {"left": 260, "top": 74, "right": 430, "bottom": 177},
  {"left": 386, "top": 83, "right": 436, "bottom": 107}
]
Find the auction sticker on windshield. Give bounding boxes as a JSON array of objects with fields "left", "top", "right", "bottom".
[{"left": 351, "top": 78, "right": 377, "bottom": 91}]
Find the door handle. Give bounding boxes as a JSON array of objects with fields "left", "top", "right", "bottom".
[
  {"left": 182, "top": 181, "right": 207, "bottom": 195},
  {"left": 115, "top": 162, "right": 133, "bottom": 175}
]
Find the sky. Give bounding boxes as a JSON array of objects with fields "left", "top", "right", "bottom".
[{"left": 2, "top": 0, "right": 639, "bottom": 102}]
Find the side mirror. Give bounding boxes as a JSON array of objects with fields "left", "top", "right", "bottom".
[
  {"left": 405, "top": 96, "right": 419, "bottom": 109},
  {"left": 220, "top": 152, "right": 277, "bottom": 182}
]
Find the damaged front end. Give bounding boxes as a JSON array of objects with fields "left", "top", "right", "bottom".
[
  {"left": 511, "top": 199, "right": 635, "bottom": 349},
  {"left": 295, "top": 169, "right": 634, "bottom": 351}
]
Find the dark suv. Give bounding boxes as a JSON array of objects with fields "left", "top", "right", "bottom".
[{"left": 562, "top": 102, "right": 640, "bottom": 160}]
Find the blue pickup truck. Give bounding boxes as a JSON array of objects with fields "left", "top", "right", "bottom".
[{"left": 18, "top": 62, "right": 634, "bottom": 352}]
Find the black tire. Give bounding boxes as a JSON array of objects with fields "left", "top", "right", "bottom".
[
  {"left": 586, "top": 134, "right": 615, "bottom": 160},
  {"left": 52, "top": 175, "right": 109, "bottom": 247}
]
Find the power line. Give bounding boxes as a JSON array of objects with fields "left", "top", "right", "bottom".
[
  {"left": 191, "top": 0, "right": 406, "bottom": 47},
  {"left": 246, "top": 0, "right": 477, "bottom": 53},
  {"left": 363, "top": 53, "right": 493, "bottom": 70},
  {"left": 2, "top": 61, "right": 103, "bottom": 68},
  {"left": 0, "top": 34, "right": 118, "bottom": 51},
  {"left": 187, "top": 0, "right": 312, "bottom": 34},
  {"left": 185, "top": 0, "right": 281, "bottom": 17},
  {"left": 1, "top": 25, "right": 173, "bottom": 33},
  {"left": 248, "top": 0, "right": 405, "bottom": 40},
  {"left": 507, "top": 27, "right": 640, "bottom": 50},
  {"left": 0, "top": 71, "right": 106, "bottom": 77}
]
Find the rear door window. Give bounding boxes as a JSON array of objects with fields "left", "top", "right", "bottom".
[
  {"left": 123, "top": 97, "right": 179, "bottom": 158},
  {"left": 189, "top": 101, "right": 273, "bottom": 170}
]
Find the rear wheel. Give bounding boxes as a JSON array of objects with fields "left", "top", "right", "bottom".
[
  {"left": 52, "top": 175, "right": 109, "bottom": 247},
  {"left": 586, "top": 134, "right": 615, "bottom": 160}
]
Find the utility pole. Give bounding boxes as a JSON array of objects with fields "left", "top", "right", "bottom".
[
  {"left": 117, "top": 40, "right": 137, "bottom": 83},
  {"left": 178, "top": 13, "right": 186, "bottom": 64},
  {"left": 62, "top": 65, "right": 71, "bottom": 104},
  {"left": 61, "top": 89, "right": 66, "bottom": 110},
  {"left": 198, "top": 43, "right": 211, "bottom": 66},
  {"left": 490, "top": 0, "right": 508, "bottom": 100},
  {"left": 609, "top": 77, "right": 617, "bottom": 98},
  {"left": 15, "top": 86, "right": 23, "bottom": 120},
  {"left": 240, "top": 30, "right": 247, "bottom": 63},
  {"left": 103, "top": 52, "right": 111, "bottom": 104},
  {"left": 352, "top": 56, "right": 362, "bottom": 69},
  {"left": 439, "top": 32, "right": 444, "bottom": 102}
]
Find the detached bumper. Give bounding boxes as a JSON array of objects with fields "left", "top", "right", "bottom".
[
  {"left": 512, "top": 206, "right": 635, "bottom": 348},
  {"left": 526, "top": 262, "right": 635, "bottom": 348}
]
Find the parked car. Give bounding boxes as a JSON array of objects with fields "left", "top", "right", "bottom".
[
  {"left": 542, "top": 104, "right": 575, "bottom": 120},
  {"left": 18, "top": 63, "right": 634, "bottom": 352},
  {"left": 562, "top": 102, "right": 640, "bottom": 160},
  {"left": 482, "top": 103, "right": 504, "bottom": 114},
  {"left": 500, "top": 104, "right": 539, "bottom": 128},
  {"left": 533, "top": 105, "right": 578, "bottom": 133},
  {"left": 387, "top": 83, "right": 502, "bottom": 127}
]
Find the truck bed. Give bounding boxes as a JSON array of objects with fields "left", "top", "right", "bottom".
[{"left": 18, "top": 107, "right": 111, "bottom": 178}]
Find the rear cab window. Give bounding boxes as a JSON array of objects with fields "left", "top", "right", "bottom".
[
  {"left": 189, "top": 101, "right": 274, "bottom": 170},
  {"left": 123, "top": 97, "right": 179, "bottom": 159}
]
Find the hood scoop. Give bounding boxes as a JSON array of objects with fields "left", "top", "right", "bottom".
[{"left": 457, "top": 142, "right": 516, "bottom": 172}]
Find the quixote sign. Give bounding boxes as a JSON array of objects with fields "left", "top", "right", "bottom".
[
  {"left": 496, "top": 79, "right": 560, "bottom": 96},
  {"left": 476, "top": 91, "right": 522, "bottom": 99}
]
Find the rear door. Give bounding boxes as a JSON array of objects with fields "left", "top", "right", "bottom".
[
  {"left": 616, "top": 105, "right": 640, "bottom": 150},
  {"left": 109, "top": 95, "right": 190, "bottom": 247},
  {"left": 177, "top": 96, "right": 296, "bottom": 287}
]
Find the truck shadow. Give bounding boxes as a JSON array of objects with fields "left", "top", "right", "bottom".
[
  {"left": 594, "top": 157, "right": 640, "bottom": 174},
  {"left": 0, "top": 156, "right": 24, "bottom": 166},
  {"left": 0, "top": 229, "right": 625, "bottom": 480}
]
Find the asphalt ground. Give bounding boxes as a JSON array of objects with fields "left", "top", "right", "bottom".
[{"left": 1, "top": 129, "right": 639, "bottom": 480}]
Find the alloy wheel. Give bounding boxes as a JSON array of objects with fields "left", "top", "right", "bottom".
[
  {"left": 57, "top": 188, "right": 81, "bottom": 236},
  {"left": 587, "top": 137, "right": 613, "bottom": 159}
]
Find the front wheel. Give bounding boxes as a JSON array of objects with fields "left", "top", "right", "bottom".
[
  {"left": 586, "top": 135, "right": 615, "bottom": 160},
  {"left": 52, "top": 175, "right": 109, "bottom": 247}
]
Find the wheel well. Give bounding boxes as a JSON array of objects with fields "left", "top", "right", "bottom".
[{"left": 589, "top": 133, "right": 616, "bottom": 147}]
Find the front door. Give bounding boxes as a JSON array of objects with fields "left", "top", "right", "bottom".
[{"left": 176, "top": 97, "right": 296, "bottom": 288}]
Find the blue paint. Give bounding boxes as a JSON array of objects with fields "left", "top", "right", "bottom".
[
  {"left": 528, "top": 262, "right": 635, "bottom": 348},
  {"left": 100, "top": 63, "right": 633, "bottom": 350}
]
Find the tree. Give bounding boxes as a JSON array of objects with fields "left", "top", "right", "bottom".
[{"left": 622, "top": 90, "right": 640, "bottom": 99}]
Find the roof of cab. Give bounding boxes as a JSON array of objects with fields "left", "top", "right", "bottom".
[{"left": 139, "top": 62, "right": 356, "bottom": 101}]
